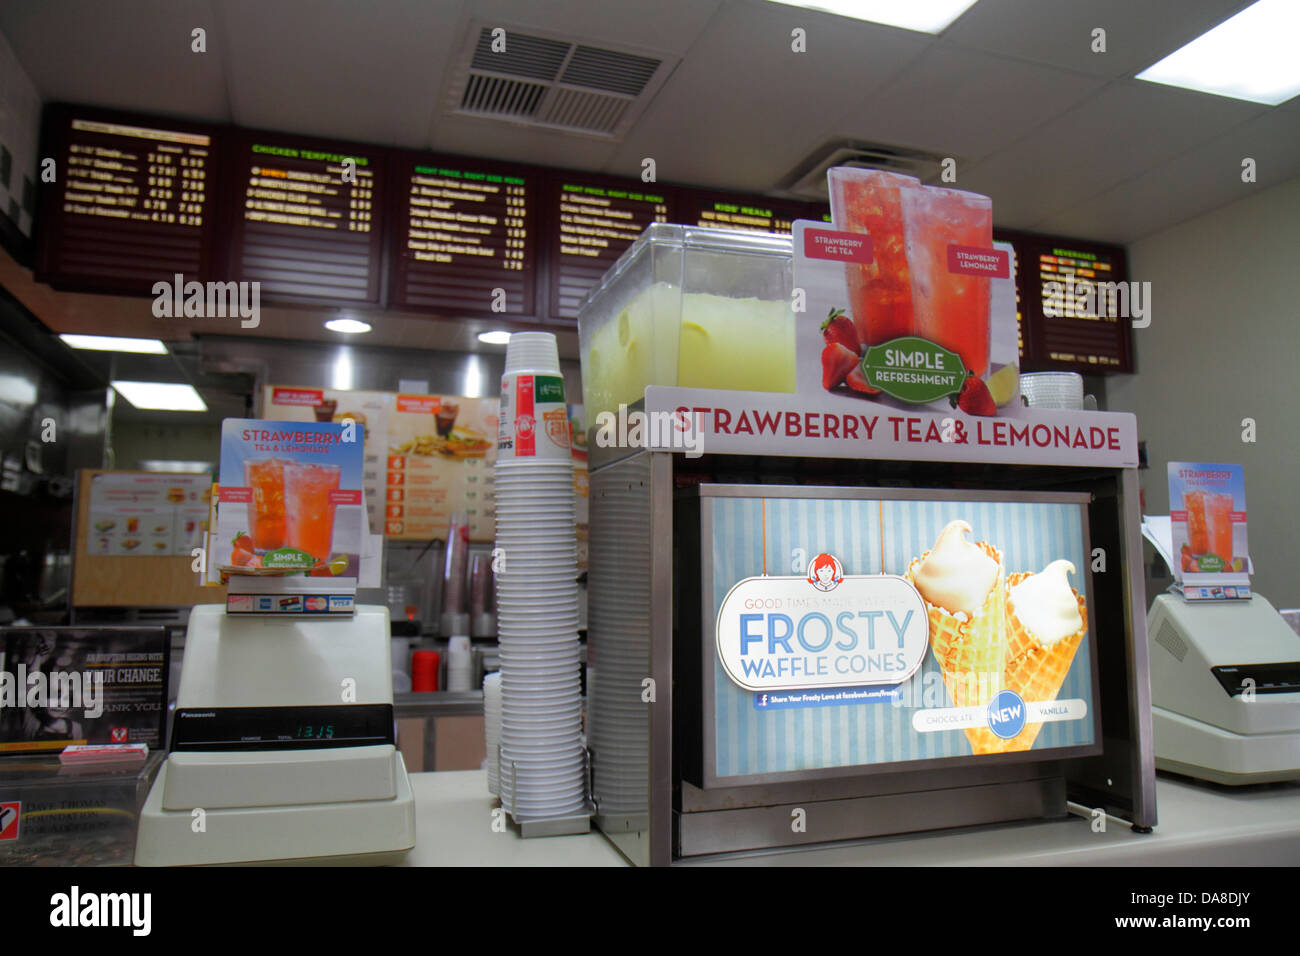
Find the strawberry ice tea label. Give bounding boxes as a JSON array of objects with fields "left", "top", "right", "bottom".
[
  {"left": 803, "top": 227, "right": 872, "bottom": 264},
  {"left": 498, "top": 374, "right": 569, "bottom": 461},
  {"left": 716, "top": 573, "right": 928, "bottom": 692}
]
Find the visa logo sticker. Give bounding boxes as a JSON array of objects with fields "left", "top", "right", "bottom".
[{"left": 716, "top": 571, "right": 928, "bottom": 692}]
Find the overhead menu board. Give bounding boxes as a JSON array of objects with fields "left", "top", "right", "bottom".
[
  {"left": 231, "top": 132, "right": 386, "bottom": 304},
  {"left": 390, "top": 154, "right": 536, "bottom": 317},
  {"left": 549, "top": 177, "right": 672, "bottom": 322},
  {"left": 997, "top": 229, "right": 1133, "bottom": 373},
  {"left": 689, "top": 192, "right": 827, "bottom": 235},
  {"left": 35, "top": 106, "right": 219, "bottom": 292}
]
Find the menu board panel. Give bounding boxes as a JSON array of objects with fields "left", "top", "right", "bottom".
[
  {"left": 231, "top": 132, "right": 386, "bottom": 304},
  {"left": 390, "top": 154, "right": 536, "bottom": 316},
  {"left": 35, "top": 106, "right": 219, "bottom": 292},
  {"left": 549, "top": 176, "right": 673, "bottom": 322},
  {"left": 996, "top": 229, "right": 1132, "bottom": 373},
  {"left": 689, "top": 191, "right": 828, "bottom": 235}
]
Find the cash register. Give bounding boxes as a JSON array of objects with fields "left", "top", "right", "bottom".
[
  {"left": 134, "top": 603, "right": 416, "bottom": 865},
  {"left": 1148, "top": 593, "right": 1300, "bottom": 785}
]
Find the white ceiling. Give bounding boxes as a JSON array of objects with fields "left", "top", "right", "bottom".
[{"left": 2, "top": 0, "right": 1298, "bottom": 247}]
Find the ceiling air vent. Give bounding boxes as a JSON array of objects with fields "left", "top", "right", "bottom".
[
  {"left": 778, "top": 140, "right": 952, "bottom": 202},
  {"left": 447, "top": 24, "right": 677, "bottom": 138}
]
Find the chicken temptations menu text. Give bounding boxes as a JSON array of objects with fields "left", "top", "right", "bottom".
[{"left": 231, "top": 133, "right": 385, "bottom": 303}]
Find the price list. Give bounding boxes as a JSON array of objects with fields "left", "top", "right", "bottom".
[
  {"left": 550, "top": 180, "right": 671, "bottom": 322},
  {"left": 391, "top": 159, "right": 535, "bottom": 316},
  {"left": 233, "top": 137, "right": 385, "bottom": 303},
  {"left": 37, "top": 114, "right": 216, "bottom": 290},
  {"left": 1033, "top": 243, "right": 1130, "bottom": 370}
]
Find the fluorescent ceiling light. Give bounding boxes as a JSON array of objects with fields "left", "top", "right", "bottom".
[
  {"left": 111, "top": 381, "right": 208, "bottom": 412},
  {"left": 60, "top": 334, "right": 168, "bottom": 354},
  {"left": 1136, "top": 0, "right": 1300, "bottom": 105},
  {"left": 324, "top": 318, "right": 372, "bottom": 334},
  {"left": 477, "top": 330, "right": 512, "bottom": 345},
  {"left": 140, "top": 459, "right": 213, "bottom": 474},
  {"left": 764, "top": 0, "right": 980, "bottom": 33}
]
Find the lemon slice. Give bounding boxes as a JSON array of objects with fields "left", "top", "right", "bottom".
[{"left": 986, "top": 363, "right": 1019, "bottom": 406}]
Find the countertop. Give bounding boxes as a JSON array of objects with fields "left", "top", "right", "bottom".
[{"left": 403, "top": 770, "right": 1300, "bottom": 866}]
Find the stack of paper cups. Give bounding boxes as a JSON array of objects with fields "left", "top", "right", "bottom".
[
  {"left": 483, "top": 671, "right": 502, "bottom": 796},
  {"left": 495, "top": 332, "right": 586, "bottom": 822}
]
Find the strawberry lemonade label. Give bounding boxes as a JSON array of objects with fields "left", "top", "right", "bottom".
[{"left": 498, "top": 373, "right": 570, "bottom": 461}]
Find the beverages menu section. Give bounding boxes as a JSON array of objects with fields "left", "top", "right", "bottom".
[
  {"left": 390, "top": 156, "right": 536, "bottom": 316},
  {"left": 1026, "top": 235, "right": 1131, "bottom": 372},
  {"left": 550, "top": 179, "right": 671, "bottom": 321},
  {"left": 232, "top": 134, "right": 385, "bottom": 303},
  {"left": 36, "top": 109, "right": 218, "bottom": 291}
]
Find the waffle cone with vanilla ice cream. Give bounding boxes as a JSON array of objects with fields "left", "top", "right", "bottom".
[
  {"left": 995, "top": 560, "right": 1089, "bottom": 751},
  {"left": 906, "top": 520, "right": 1007, "bottom": 754}
]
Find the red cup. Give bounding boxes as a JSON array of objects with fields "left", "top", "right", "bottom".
[{"left": 411, "top": 650, "right": 441, "bottom": 692}]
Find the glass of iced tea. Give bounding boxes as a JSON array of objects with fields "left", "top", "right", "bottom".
[
  {"left": 901, "top": 185, "right": 993, "bottom": 378},
  {"left": 284, "top": 462, "right": 341, "bottom": 561},
  {"left": 1207, "top": 492, "right": 1234, "bottom": 561},
  {"left": 1183, "top": 491, "right": 1210, "bottom": 554},
  {"left": 244, "top": 458, "right": 286, "bottom": 551},
  {"left": 827, "top": 168, "right": 920, "bottom": 348}
]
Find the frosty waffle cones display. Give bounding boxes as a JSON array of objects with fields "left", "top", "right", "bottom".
[
  {"left": 906, "top": 539, "right": 1006, "bottom": 753},
  {"left": 997, "top": 570, "right": 1089, "bottom": 751}
]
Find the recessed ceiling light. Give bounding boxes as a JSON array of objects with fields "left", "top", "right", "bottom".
[
  {"left": 477, "top": 331, "right": 513, "bottom": 345},
  {"left": 764, "top": 0, "right": 980, "bottom": 34},
  {"left": 111, "top": 381, "right": 208, "bottom": 412},
  {"left": 1136, "top": 0, "right": 1300, "bottom": 105},
  {"left": 325, "top": 318, "right": 372, "bottom": 334},
  {"left": 60, "top": 334, "right": 168, "bottom": 354}
]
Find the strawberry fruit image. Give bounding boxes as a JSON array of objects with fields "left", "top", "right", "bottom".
[
  {"left": 822, "top": 343, "right": 858, "bottom": 390},
  {"left": 821, "top": 308, "right": 860, "bottom": 355},
  {"left": 951, "top": 372, "right": 996, "bottom": 417},
  {"left": 846, "top": 364, "right": 881, "bottom": 394}
]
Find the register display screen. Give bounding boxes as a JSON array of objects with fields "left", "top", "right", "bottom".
[{"left": 700, "top": 487, "right": 1100, "bottom": 786}]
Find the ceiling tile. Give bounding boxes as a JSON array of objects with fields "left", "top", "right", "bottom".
[
  {"left": 1034, "top": 104, "right": 1300, "bottom": 243},
  {"left": 429, "top": 113, "right": 620, "bottom": 172},
  {"left": 464, "top": 0, "right": 724, "bottom": 55},
  {"left": 958, "top": 78, "right": 1265, "bottom": 229},
  {"left": 610, "top": 1, "right": 931, "bottom": 192},
  {"left": 943, "top": 0, "right": 1254, "bottom": 79},
  {"left": 217, "top": 0, "right": 464, "bottom": 147},
  {"left": 0, "top": 0, "right": 230, "bottom": 120},
  {"left": 831, "top": 47, "right": 1106, "bottom": 166}
]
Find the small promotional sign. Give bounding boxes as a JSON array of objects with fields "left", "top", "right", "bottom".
[
  {"left": 1168, "top": 462, "right": 1250, "bottom": 577},
  {"left": 0, "top": 627, "right": 170, "bottom": 754},
  {"left": 212, "top": 419, "right": 365, "bottom": 579},
  {"left": 704, "top": 490, "right": 1099, "bottom": 782}
]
